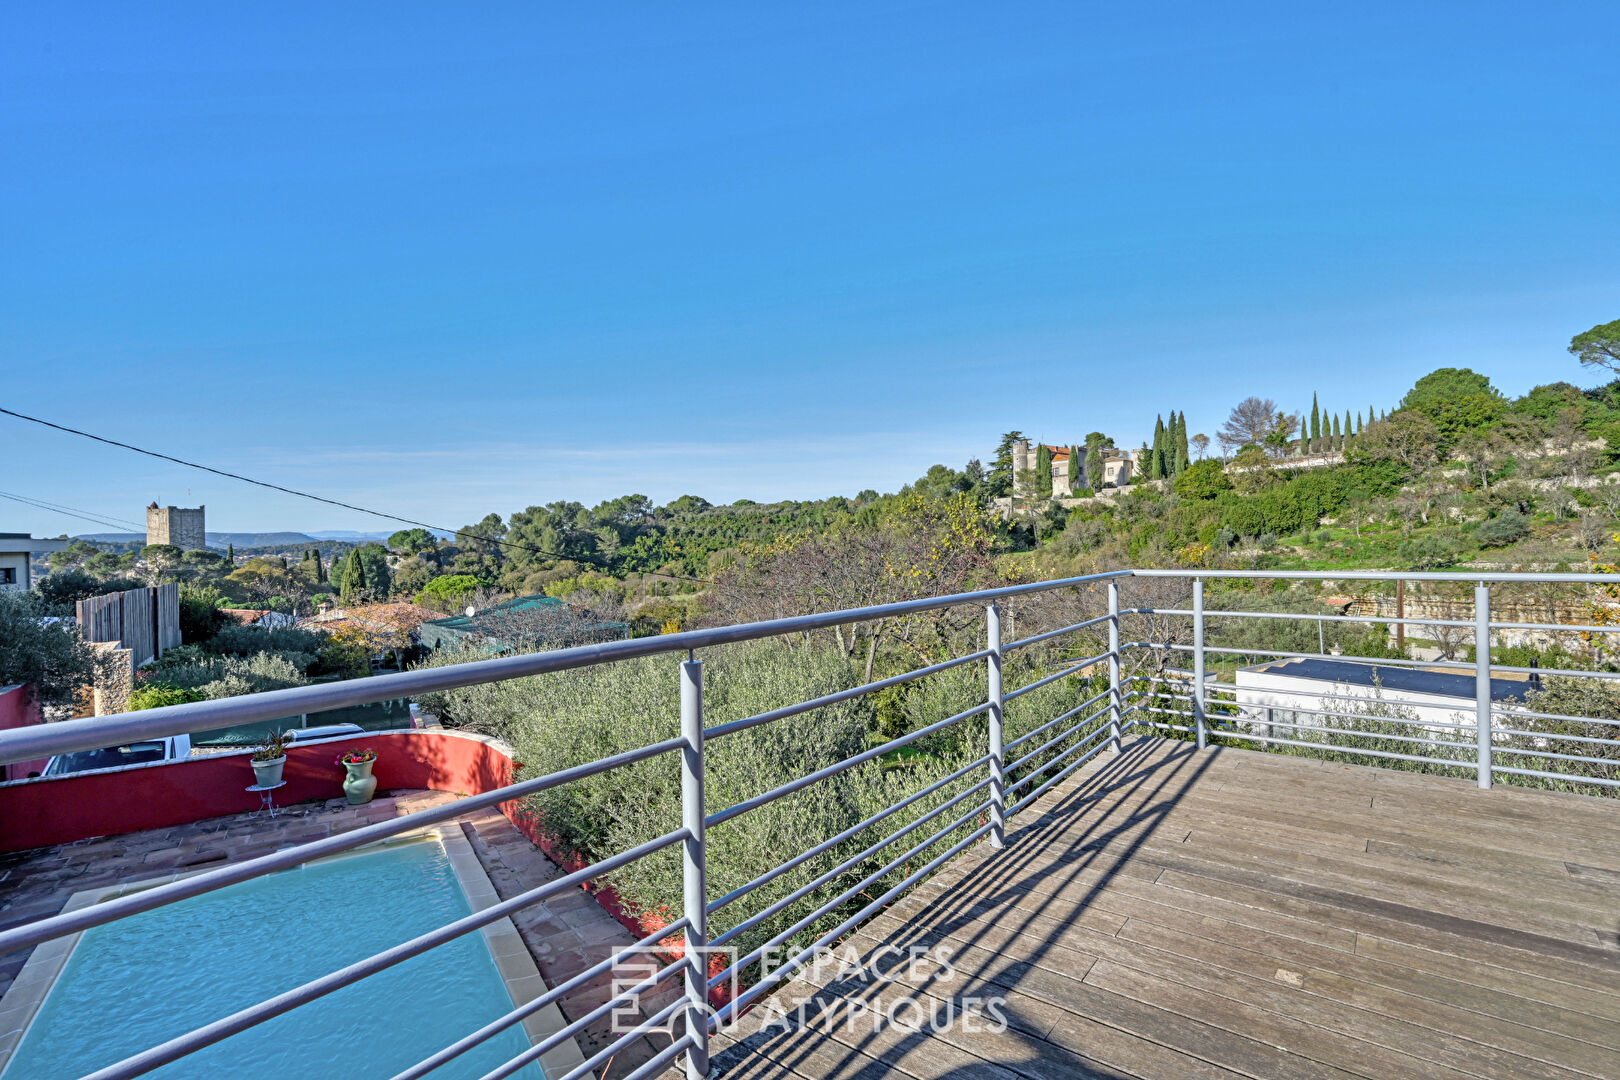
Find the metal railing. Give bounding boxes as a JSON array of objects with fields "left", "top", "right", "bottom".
[{"left": 1, "top": 568, "right": 1617, "bottom": 1080}]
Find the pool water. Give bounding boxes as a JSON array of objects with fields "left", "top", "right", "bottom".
[{"left": 5, "top": 838, "right": 544, "bottom": 1079}]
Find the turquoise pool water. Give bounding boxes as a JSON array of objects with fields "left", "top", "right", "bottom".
[{"left": 5, "top": 838, "right": 544, "bottom": 1079}]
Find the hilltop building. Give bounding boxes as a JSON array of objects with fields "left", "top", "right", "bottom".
[
  {"left": 145, "top": 504, "right": 205, "bottom": 551},
  {"left": 1011, "top": 440, "right": 1131, "bottom": 498}
]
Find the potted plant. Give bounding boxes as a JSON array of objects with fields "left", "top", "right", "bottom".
[
  {"left": 251, "top": 730, "right": 293, "bottom": 787},
  {"left": 336, "top": 747, "right": 378, "bottom": 805}
]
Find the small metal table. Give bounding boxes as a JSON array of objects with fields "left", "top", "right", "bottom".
[{"left": 245, "top": 781, "right": 287, "bottom": 818}]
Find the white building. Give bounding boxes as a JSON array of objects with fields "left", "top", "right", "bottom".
[
  {"left": 0, "top": 534, "right": 68, "bottom": 592},
  {"left": 1231, "top": 657, "right": 1532, "bottom": 737}
]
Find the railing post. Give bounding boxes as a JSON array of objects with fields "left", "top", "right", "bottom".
[
  {"left": 1107, "top": 580, "right": 1122, "bottom": 753},
  {"left": 1192, "top": 578, "right": 1207, "bottom": 750},
  {"left": 679, "top": 655, "right": 710, "bottom": 1078},
  {"left": 987, "top": 604, "right": 1006, "bottom": 849},
  {"left": 1474, "top": 584, "right": 1492, "bottom": 791}
]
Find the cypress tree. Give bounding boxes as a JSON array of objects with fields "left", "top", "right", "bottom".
[
  {"left": 1034, "top": 443, "right": 1053, "bottom": 496},
  {"left": 1331, "top": 413, "right": 1341, "bottom": 449},
  {"left": 226, "top": 543, "right": 235, "bottom": 564},
  {"left": 1309, "top": 394, "right": 1320, "bottom": 452},
  {"left": 1344, "top": 410, "right": 1353, "bottom": 446},
  {"left": 317, "top": 551, "right": 326, "bottom": 583},
  {"left": 1173, "top": 411, "right": 1189, "bottom": 475},
  {"left": 1151, "top": 415, "right": 1165, "bottom": 479},
  {"left": 1066, "top": 446, "right": 1081, "bottom": 493}
]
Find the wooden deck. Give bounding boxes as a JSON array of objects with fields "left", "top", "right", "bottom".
[{"left": 706, "top": 736, "right": 1620, "bottom": 1080}]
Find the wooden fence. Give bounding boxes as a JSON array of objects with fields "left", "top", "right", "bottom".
[{"left": 76, "top": 583, "right": 181, "bottom": 670}]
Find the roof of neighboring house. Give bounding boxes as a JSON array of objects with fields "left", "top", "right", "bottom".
[
  {"left": 219, "top": 608, "right": 272, "bottom": 625},
  {"left": 419, "top": 593, "right": 627, "bottom": 651},
  {"left": 1241, "top": 657, "right": 1532, "bottom": 703},
  {"left": 302, "top": 602, "right": 443, "bottom": 637}
]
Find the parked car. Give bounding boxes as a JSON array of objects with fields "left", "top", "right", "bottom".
[{"left": 42, "top": 733, "right": 192, "bottom": 777}]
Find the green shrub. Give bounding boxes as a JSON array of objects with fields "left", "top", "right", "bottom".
[
  {"left": 207, "top": 624, "right": 327, "bottom": 659},
  {"left": 1475, "top": 509, "right": 1529, "bottom": 548},
  {"left": 128, "top": 684, "right": 204, "bottom": 711},
  {"left": 414, "top": 636, "right": 1107, "bottom": 967},
  {"left": 1398, "top": 534, "right": 1463, "bottom": 570}
]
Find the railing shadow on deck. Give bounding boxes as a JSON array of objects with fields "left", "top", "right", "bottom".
[{"left": 708, "top": 735, "right": 1218, "bottom": 1079}]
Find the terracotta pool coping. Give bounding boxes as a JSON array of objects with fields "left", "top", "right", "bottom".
[{"left": 0, "top": 826, "right": 587, "bottom": 1079}]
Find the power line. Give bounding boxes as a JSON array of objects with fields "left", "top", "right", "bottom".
[
  {"left": 0, "top": 489, "right": 146, "bottom": 534},
  {"left": 0, "top": 490, "right": 146, "bottom": 531},
  {"left": 0, "top": 406, "right": 713, "bottom": 586}
]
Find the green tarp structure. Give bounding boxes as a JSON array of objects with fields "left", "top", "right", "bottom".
[{"left": 418, "top": 594, "right": 628, "bottom": 653}]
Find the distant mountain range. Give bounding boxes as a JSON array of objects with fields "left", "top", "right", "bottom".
[{"left": 72, "top": 528, "right": 450, "bottom": 548}]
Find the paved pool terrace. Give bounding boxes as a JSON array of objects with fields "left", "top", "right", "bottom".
[{"left": 0, "top": 788, "right": 681, "bottom": 1079}]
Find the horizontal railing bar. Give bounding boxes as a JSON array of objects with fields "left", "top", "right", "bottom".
[
  {"left": 386, "top": 917, "right": 691, "bottom": 1080},
  {"left": 707, "top": 753, "right": 990, "bottom": 915},
  {"left": 1007, "top": 725, "right": 1113, "bottom": 796},
  {"left": 714, "top": 822, "right": 994, "bottom": 1022},
  {"left": 711, "top": 776, "right": 993, "bottom": 950},
  {"left": 702, "top": 650, "right": 991, "bottom": 741},
  {"left": 0, "top": 735, "right": 687, "bottom": 957},
  {"left": 1488, "top": 620, "right": 1620, "bottom": 634},
  {"left": 1004, "top": 651, "right": 1110, "bottom": 701},
  {"left": 1131, "top": 642, "right": 1482, "bottom": 671},
  {"left": 1007, "top": 710, "right": 1111, "bottom": 775},
  {"left": 1003, "top": 614, "right": 1112, "bottom": 652},
  {"left": 706, "top": 701, "right": 990, "bottom": 827},
  {"left": 1132, "top": 569, "right": 1620, "bottom": 583},
  {"left": 1490, "top": 745, "right": 1620, "bottom": 768},
  {"left": 79, "top": 829, "right": 689, "bottom": 1080},
  {"left": 1489, "top": 765, "right": 1620, "bottom": 788},
  {"left": 1140, "top": 720, "right": 1196, "bottom": 734},
  {"left": 545, "top": 995, "right": 689, "bottom": 1080},
  {"left": 1005, "top": 688, "right": 1111, "bottom": 752},
  {"left": 1494, "top": 726, "right": 1620, "bottom": 745},
  {"left": 1217, "top": 716, "right": 1479, "bottom": 751},
  {"left": 1491, "top": 707, "right": 1620, "bottom": 729},
  {"left": 1210, "top": 729, "right": 1476, "bottom": 768},
  {"left": 618, "top": 1034, "right": 697, "bottom": 1080},
  {"left": 1150, "top": 608, "right": 1475, "bottom": 629},
  {"left": 0, "top": 570, "right": 1134, "bottom": 766},
  {"left": 454, "top": 953, "right": 687, "bottom": 1080},
  {"left": 711, "top": 798, "right": 993, "bottom": 987},
  {"left": 1007, "top": 735, "right": 1113, "bottom": 815},
  {"left": 1217, "top": 699, "right": 1479, "bottom": 735}
]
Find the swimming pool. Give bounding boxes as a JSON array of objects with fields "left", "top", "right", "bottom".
[{"left": 2, "top": 835, "right": 556, "bottom": 1079}]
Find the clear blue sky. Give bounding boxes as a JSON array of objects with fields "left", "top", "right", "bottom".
[{"left": 3, "top": 2, "right": 1617, "bottom": 535}]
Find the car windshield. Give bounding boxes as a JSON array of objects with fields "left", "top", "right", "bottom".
[{"left": 45, "top": 741, "right": 169, "bottom": 776}]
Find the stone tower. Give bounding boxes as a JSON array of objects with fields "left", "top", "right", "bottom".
[
  {"left": 145, "top": 503, "right": 206, "bottom": 551},
  {"left": 1010, "top": 439, "right": 1033, "bottom": 499}
]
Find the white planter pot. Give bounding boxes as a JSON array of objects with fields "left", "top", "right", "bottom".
[{"left": 251, "top": 755, "right": 286, "bottom": 787}]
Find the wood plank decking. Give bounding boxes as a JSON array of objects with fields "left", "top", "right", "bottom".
[{"left": 706, "top": 736, "right": 1620, "bottom": 1080}]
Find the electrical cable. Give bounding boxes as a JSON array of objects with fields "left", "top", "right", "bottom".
[
  {"left": 0, "top": 406, "right": 714, "bottom": 585},
  {"left": 0, "top": 489, "right": 147, "bottom": 534}
]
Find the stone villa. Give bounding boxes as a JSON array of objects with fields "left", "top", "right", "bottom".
[{"left": 1011, "top": 439, "right": 1132, "bottom": 498}]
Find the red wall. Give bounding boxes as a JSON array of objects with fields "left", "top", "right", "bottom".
[
  {"left": 0, "top": 685, "right": 48, "bottom": 782},
  {"left": 0, "top": 729, "right": 515, "bottom": 854}
]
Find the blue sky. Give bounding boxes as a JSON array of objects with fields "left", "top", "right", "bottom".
[{"left": 3, "top": 2, "right": 1617, "bottom": 535}]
